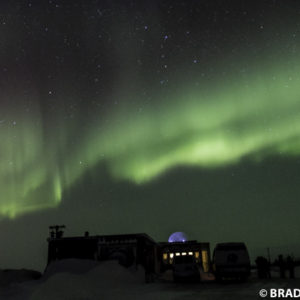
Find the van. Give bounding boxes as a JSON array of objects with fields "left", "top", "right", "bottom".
[
  {"left": 172, "top": 255, "right": 200, "bottom": 282},
  {"left": 213, "top": 242, "right": 250, "bottom": 281}
]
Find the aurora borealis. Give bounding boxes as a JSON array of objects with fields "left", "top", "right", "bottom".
[
  {"left": 1, "top": 0, "right": 300, "bottom": 270},
  {"left": 2, "top": 45, "right": 300, "bottom": 218}
]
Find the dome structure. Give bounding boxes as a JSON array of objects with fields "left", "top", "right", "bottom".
[{"left": 168, "top": 232, "right": 188, "bottom": 243}]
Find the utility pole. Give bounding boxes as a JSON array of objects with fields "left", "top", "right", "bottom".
[{"left": 49, "top": 225, "right": 66, "bottom": 238}]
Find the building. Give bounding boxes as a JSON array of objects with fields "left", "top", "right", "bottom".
[
  {"left": 46, "top": 226, "right": 211, "bottom": 276},
  {"left": 158, "top": 240, "right": 211, "bottom": 272},
  {"left": 47, "top": 226, "right": 158, "bottom": 273}
]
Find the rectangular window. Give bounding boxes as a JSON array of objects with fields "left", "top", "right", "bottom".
[
  {"left": 201, "top": 250, "right": 209, "bottom": 272},
  {"left": 163, "top": 253, "right": 168, "bottom": 263}
]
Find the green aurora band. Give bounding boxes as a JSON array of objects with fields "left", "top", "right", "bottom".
[{"left": 1, "top": 59, "right": 300, "bottom": 218}]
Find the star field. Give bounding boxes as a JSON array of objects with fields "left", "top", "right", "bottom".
[{"left": 1, "top": 0, "right": 300, "bottom": 270}]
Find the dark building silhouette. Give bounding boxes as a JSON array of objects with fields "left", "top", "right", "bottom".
[
  {"left": 286, "top": 256, "right": 295, "bottom": 279},
  {"left": 47, "top": 230, "right": 157, "bottom": 271},
  {"left": 46, "top": 226, "right": 211, "bottom": 279}
]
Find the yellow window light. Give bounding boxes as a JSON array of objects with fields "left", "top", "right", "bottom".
[
  {"left": 188, "top": 251, "right": 193, "bottom": 255},
  {"left": 182, "top": 252, "right": 187, "bottom": 256},
  {"left": 201, "top": 250, "right": 209, "bottom": 272},
  {"left": 175, "top": 252, "right": 180, "bottom": 256},
  {"left": 170, "top": 253, "right": 174, "bottom": 258}
]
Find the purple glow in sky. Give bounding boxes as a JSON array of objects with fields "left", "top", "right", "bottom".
[{"left": 168, "top": 232, "right": 188, "bottom": 243}]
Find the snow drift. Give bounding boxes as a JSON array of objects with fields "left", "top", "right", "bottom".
[{"left": 0, "top": 259, "right": 299, "bottom": 300}]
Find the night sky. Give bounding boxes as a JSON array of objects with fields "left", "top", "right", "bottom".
[{"left": 1, "top": 0, "right": 300, "bottom": 271}]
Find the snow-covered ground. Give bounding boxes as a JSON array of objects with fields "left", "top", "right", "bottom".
[{"left": 0, "top": 259, "right": 299, "bottom": 300}]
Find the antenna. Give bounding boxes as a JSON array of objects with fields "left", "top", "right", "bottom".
[{"left": 49, "top": 225, "right": 66, "bottom": 239}]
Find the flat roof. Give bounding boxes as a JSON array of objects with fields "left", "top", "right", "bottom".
[{"left": 48, "top": 233, "right": 156, "bottom": 244}]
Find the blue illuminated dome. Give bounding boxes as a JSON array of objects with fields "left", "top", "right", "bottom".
[{"left": 168, "top": 232, "right": 188, "bottom": 243}]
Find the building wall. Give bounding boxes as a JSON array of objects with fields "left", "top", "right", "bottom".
[
  {"left": 47, "top": 234, "right": 210, "bottom": 275},
  {"left": 158, "top": 242, "right": 211, "bottom": 272}
]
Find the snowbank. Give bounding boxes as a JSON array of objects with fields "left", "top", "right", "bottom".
[
  {"left": 30, "top": 259, "right": 147, "bottom": 300},
  {"left": 0, "top": 269, "right": 41, "bottom": 286},
  {"left": 0, "top": 260, "right": 299, "bottom": 300}
]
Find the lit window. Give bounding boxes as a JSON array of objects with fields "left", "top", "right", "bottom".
[
  {"left": 170, "top": 253, "right": 174, "bottom": 258},
  {"left": 163, "top": 253, "right": 168, "bottom": 261},
  {"left": 182, "top": 252, "right": 187, "bottom": 256},
  {"left": 175, "top": 252, "right": 180, "bottom": 256},
  {"left": 188, "top": 252, "right": 193, "bottom": 255},
  {"left": 202, "top": 250, "right": 209, "bottom": 272}
]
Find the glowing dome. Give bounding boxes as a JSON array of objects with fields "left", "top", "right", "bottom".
[{"left": 168, "top": 232, "right": 188, "bottom": 243}]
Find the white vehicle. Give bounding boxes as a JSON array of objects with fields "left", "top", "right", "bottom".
[
  {"left": 172, "top": 255, "right": 200, "bottom": 282},
  {"left": 213, "top": 243, "right": 251, "bottom": 281}
]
